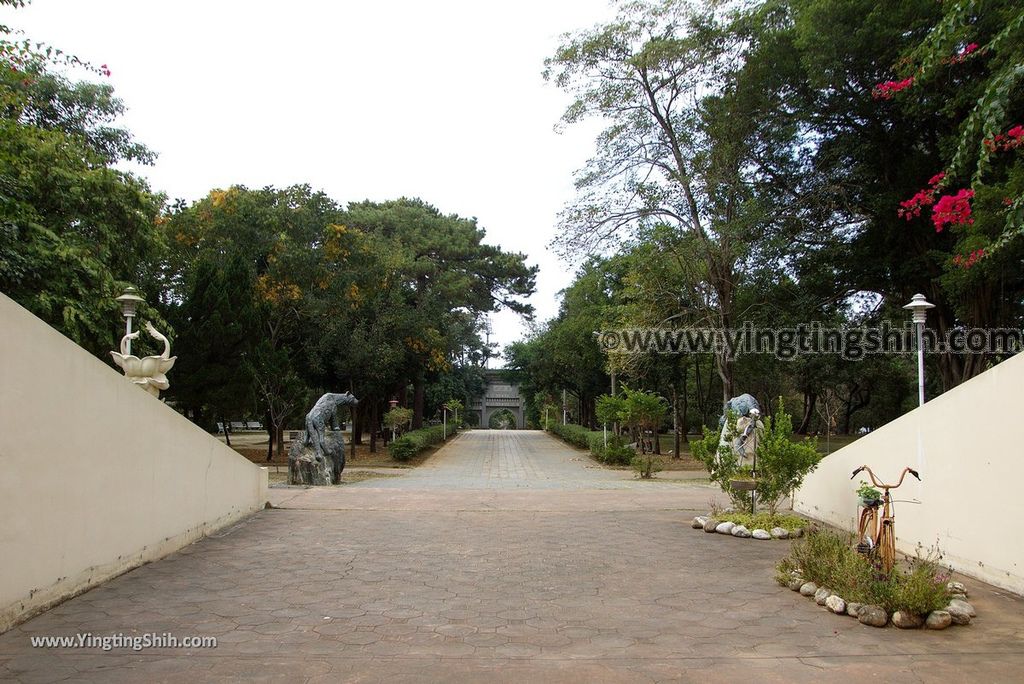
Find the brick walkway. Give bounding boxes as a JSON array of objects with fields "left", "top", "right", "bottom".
[{"left": 3, "top": 430, "right": 1023, "bottom": 682}]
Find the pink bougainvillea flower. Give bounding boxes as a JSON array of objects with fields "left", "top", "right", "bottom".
[
  {"left": 932, "top": 189, "right": 975, "bottom": 232},
  {"left": 872, "top": 77, "right": 914, "bottom": 100},
  {"left": 897, "top": 172, "right": 947, "bottom": 220},
  {"left": 984, "top": 125, "right": 1022, "bottom": 152},
  {"left": 952, "top": 248, "right": 985, "bottom": 270}
]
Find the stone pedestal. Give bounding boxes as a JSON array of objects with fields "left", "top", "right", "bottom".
[{"left": 288, "top": 430, "right": 345, "bottom": 485}]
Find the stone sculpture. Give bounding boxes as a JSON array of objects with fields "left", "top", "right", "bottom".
[
  {"left": 716, "top": 393, "right": 764, "bottom": 467},
  {"left": 109, "top": 321, "right": 176, "bottom": 398},
  {"left": 289, "top": 392, "right": 359, "bottom": 486}
]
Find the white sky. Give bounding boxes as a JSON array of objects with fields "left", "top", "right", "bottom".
[{"left": 5, "top": 0, "right": 615, "bottom": 362}]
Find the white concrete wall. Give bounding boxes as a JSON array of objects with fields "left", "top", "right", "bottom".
[
  {"left": 0, "top": 293, "right": 268, "bottom": 632},
  {"left": 794, "top": 352, "right": 1024, "bottom": 594}
]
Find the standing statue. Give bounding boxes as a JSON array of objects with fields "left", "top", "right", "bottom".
[
  {"left": 716, "top": 393, "right": 763, "bottom": 467},
  {"left": 109, "top": 321, "right": 176, "bottom": 398},
  {"left": 733, "top": 408, "right": 764, "bottom": 468},
  {"left": 289, "top": 392, "right": 359, "bottom": 486}
]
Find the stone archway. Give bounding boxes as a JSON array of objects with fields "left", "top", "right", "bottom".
[{"left": 487, "top": 409, "right": 518, "bottom": 430}]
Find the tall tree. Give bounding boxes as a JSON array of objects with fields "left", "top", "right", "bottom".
[
  {"left": 545, "top": 1, "right": 804, "bottom": 402},
  {"left": 1, "top": 14, "right": 163, "bottom": 356}
]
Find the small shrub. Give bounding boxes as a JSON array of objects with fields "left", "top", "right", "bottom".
[
  {"left": 388, "top": 424, "right": 452, "bottom": 461},
  {"left": 601, "top": 445, "right": 634, "bottom": 465},
  {"left": 778, "top": 529, "right": 952, "bottom": 615},
  {"left": 721, "top": 511, "right": 805, "bottom": 532},
  {"left": 889, "top": 549, "right": 952, "bottom": 615},
  {"left": 389, "top": 437, "right": 417, "bottom": 462},
  {"left": 631, "top": 454, "right": 663, "bottom": 479},
  {"left": 548, "top": 423, "right": 593, "bottom": 449},
  {"left": 588, "top": 432, "right": 634, "bottom": 465}
]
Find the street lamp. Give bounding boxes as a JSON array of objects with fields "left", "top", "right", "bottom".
[
  {"left": 903, "top": 293, "right": 935, "bottom": 407},
  {"left": 115, "top": 286, "right": 144, "bottom": 356}
]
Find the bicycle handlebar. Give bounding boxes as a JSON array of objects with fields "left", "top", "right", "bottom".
[{"left": 851, "top": 465, "right": 921, "bottom": 488}]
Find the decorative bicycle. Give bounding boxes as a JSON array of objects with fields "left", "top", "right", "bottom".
[{"left": 849, "top": 465, "right": 921, "bottom": 575}]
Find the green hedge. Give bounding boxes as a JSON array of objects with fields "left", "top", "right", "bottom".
[
  {"left": 548, "top": 423, "right": 592, "bottom": 449},
  {"left": 548, "top": 423, "right": 635, "bottom": 465},
  {"left": 388, "top": 424, "right": 457, "bottom": 462}
]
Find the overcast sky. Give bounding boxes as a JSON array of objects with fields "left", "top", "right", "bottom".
[{"left": 5, "top": 0, "right": 615, "bottom": 363}]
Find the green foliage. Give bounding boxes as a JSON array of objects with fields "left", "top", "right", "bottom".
[
  {"left": 595, "top": 394, "right": 625, "bottom": 426},
  {"left": 856, "top": 481, "right": 882, "bottom": 501},
  {"left": 631, "top": 454, "right": 663, "bottom": 479},
  {"left": 588, "top": 431, "right": 634, "bottom": 466},
  {"left": 388, "top": 424, "right": 453, "bottom": 462},
  {"left": 753, "top": 399, "right": 822, "bottom": 513},
  {"left": 547, "top": 422, "right": 592, "bottom": 449},
  {"left": 0, "top": 53, "right": 164, "bottom": 357},
  {"left": 548, "top": 422, "right": 635, "bottom": 465},
  {"left": 778, "top": 529, "right": 952, "bottom": 615},
  {"left": 383, "top": 407, "right": 413, "bottom": 430},
  {"left": 720, "top": 511, "right": 805, "bottom": 533},
  {"left": 693, "top": 400, "right": 821, "bottom": 513}
]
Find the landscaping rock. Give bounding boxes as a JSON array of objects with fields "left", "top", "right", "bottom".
[
  {"left": 752, "top": 529, "right": 771, "bottom": 540},
  {"left": 787, "top": 577, "right": 804, "bottom": 591},
  {"left": 799, "top": 582, "right": 818, "bottom": 597},
  {"left": 814, "top": 587, "right": 832, "bottom": 605},
  {"left": 946, "top": 602, "right": 972, "bottom": 625},
  {"left": 892, "top": 611, "right": 924, "bottom": 629},
  {"left": 703, "top": 519, "right": 720, "bottom": 533},
  {"left": 947, "top": 581, "right": 967, "bottom": 598},
  {"left": 790, "top": 527, "right": 804, "bottom": 538},
  {"left": 948, "top": 598, "right": 976, "bottom": 618},
  {"left": 825, "top": 595, "right": 846, "bottom": 615},
  {"left": 770, "top": 527, "right": 789, "bottom": 539},
  {"left": 731, "top": 525, "right": 751, "bottom": 538},
  {"left": 716, "top": 522, "right": 736, "bottom": 535},
  {"left": 950, "top": 593, "right": 968, "bottom": 603},
  {"left": 926, "top": 611, "right": 952, "bottom": 630},
  {"left": 858, "top": 605, "right": 888, "bottom": 627},
  {"left": 692, "top": 516, "right": 707, "bottom": 529},
  {"left": 846, "top": 602, "right": 863, "bottom": 618}
]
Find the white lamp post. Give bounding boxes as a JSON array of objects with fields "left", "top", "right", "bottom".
[
  {"left": 115, "top": 286, "right": 144, "bottom": 356},
  {"left": 903, "top": 293, "right": 935, "bottom": 407}
]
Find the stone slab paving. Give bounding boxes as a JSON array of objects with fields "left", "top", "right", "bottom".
[{"left": 2, "top": 430, "right": 1023, "bottom": 682}]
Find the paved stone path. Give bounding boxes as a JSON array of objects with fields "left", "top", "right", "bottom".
[{"left": 3, "top": 430, "right": 1024, "bottom": 682}]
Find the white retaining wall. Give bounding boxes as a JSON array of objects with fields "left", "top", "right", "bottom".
[
  {"left": 794, "top": 352, "right": 1024, "bottom": 594},
  {"left": 0, "top": 293, "right": 268, "bottom": 632}
]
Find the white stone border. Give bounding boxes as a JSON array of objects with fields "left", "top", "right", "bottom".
[
  {"left": 691, "top": 515, "right": 803, "bottom": 540},
  {"left": 783, "top": 574, "right": 975, "bottom": 630}
]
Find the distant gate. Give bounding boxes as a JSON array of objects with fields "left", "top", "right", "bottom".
[{"left": 469, "top": 369, "right": 525, "bottom": 429}]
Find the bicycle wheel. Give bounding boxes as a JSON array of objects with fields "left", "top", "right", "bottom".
[
  {"left": 856, "top": 507, "right": 877, "bottom": 555},
  {"left": 877, "top": 518, "right": 897, "bottom": 575}
]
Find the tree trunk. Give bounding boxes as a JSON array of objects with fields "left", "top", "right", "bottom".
[
  {"left": 275, "top": 424, "right": 284, "bottom": 459},
  {"left": 353, "top": 402, "right": 364, "bottom": 445},
  {"left": 369, "top": 401, "right": 378, "bottom": 453},
  {"left": 221, "top": 417, "right": 231, "bottom": 447},
  {"left": 797, "top": 392, "right": 816, "bottom": 435},
  {"left": 265, "top": 410, "right": 274, "bottom": 462},
  {"left": 842, "top": 386, "right": 870, "bottom": 435},
  {"left": 671, "top": 384, "right": 680, "bottom": 458},
  {"left": 412, "top": 373, "right": 425, "bottom": 429},
  {"left": 680, "top": 367, "right": 689, "bottom": 445}
]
